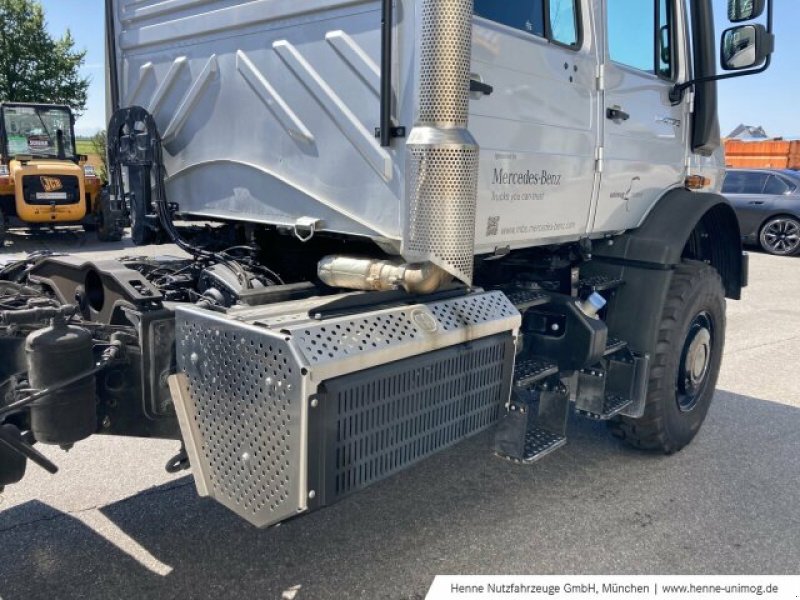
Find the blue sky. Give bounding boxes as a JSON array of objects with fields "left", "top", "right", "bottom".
[{"left": 42, "top": 0, "right": 797, "bottom": 138}]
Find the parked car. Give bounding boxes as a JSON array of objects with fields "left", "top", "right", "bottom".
[{"left": 721, "top": 168, "right": 800, "bottom": 256}]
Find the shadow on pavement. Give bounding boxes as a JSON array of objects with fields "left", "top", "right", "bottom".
[{"left": 2, "top": 390, "right": 799, "bottom": 600}]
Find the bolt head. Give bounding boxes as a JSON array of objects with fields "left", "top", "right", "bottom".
[{"left": 310, "top": 398, "right": 319, "bottom": 408}]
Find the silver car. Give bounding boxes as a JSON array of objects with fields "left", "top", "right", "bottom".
[{"left": 722, "top": 169, "right": 800, "bottom": 256}]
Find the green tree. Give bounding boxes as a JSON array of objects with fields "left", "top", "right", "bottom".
[
  {"left": 0, "top": 0, "right": 90, "bottom": 114},
  {"left": 91, "top": 129, "right": 108, "bottom": 182}
]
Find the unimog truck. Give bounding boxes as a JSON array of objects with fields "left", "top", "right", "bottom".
[
  {"left": 0, "top": 0, "right": 774, "bottom": 527},
  {"left": 0, "top": 102, "right": 122, "bottom": 244}
]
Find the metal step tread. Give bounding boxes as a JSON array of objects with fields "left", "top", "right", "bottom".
[
  {"left": 514, "top": 357, "right": 559, "bottom": 389},
  {"left": 576, "top": 394, "right": 632, "bottom": 421},
  {"left": 519, "top": 427, "right": 567, "bottom": 463},
  {"left": 505, "top": 288, "right": 551, "bottom": 312},
  {"left": 579, "top": 276, "right": 624, "bottom": 293},
  {"left": 604, "top": 337, "right": 628, "bottom": 356}
]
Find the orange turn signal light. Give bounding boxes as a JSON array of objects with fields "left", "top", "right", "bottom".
[{"left": 685, "top": 175, "right": 710, "bottom": 189}]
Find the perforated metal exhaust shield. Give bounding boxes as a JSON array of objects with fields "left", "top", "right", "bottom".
[{"left": 402, "top": 0, "right": 479, "bottom": 285}]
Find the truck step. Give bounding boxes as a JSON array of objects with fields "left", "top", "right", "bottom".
[
  {"left": 516, "top": 427, "right": 567, "bottom": 464},
  {"left": 495, "top": 385, "right": 569, "bottom": 464},
  {"left": 505, "top": 288, "right": 551, "bottom": 313},
  {"left": 579, "top": 275, "right": 624, "bottom": 294},
  {"left": 604, "top": 336, "right": 628, "bottom": 356},
  {"left": 576, "top": 394, "right": 632, "bottom": 421},
  {"left": 514, "top": 357, "right": 559, "bottom": 389}
]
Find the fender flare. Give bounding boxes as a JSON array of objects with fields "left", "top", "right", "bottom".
[{"left": 593, "top": 188, "right": 745, "bottom": 300}]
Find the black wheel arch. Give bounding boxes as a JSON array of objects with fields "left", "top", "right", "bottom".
[
  {"left": 585, "top": 188, "right": 743, "bottom": 359},
  {"left": 594, "top": 188, "right": 745, "bottom": 300}
]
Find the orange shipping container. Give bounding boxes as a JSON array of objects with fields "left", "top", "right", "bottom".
[{"left": 725, "top": 139, "right": 800, "bottom": 170}]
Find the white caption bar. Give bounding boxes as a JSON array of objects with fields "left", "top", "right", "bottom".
[{"left": 426, "top": 576, "right": 800, "bottom": 600}]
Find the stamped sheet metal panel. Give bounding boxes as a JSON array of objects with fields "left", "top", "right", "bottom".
[
  {"left": 113, "top": 0, "right": 414, "bottom": 242},
  {"left": 176, "top": 308, "right": 309, "bottom": 528},
  {"left": 469, "top": 10, "right": 601, "bottom": 254}
]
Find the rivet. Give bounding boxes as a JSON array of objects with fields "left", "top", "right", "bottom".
[
  {"left": 308, "top": 490, "right": 316, "bottom": 499},
  {"left": 310, "top": 398, "right": 319, "bottom": 408}
]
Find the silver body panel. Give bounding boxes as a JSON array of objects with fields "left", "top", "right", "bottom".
[
  {"left": 173, "top": 290, "right": 520, "bottom": 526},
  {"left": 110, "top": 0, "right": 722, "bottom": 254}
]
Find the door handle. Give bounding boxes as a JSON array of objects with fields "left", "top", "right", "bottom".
[
  {"left": 469, "top": 78, "right": 494, "bottom": 96},
  {"left": 606, "top": 107, "right": 630, "bottom": 121},
  {"left": 748, "top": 200, "right": 765, "bottom": 205}
]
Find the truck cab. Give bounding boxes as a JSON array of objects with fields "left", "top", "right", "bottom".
[{"left": 0, "top": 102, "right": 103, "bottom": 243}]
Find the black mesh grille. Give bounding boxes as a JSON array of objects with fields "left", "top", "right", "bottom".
[{"left": 316, "top": 334, "right": 513, "bottom": 501}]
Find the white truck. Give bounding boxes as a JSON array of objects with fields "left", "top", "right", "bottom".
[{"left": 0, "top": 0, "right": 774, "bottom": 528}]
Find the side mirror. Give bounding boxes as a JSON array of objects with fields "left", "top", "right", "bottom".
[
  {"left": 728, "top": 0, "right": 766, "bottom": 22},
  {"left": 721, "top": 24, "right": 773, "bottom": 71}
]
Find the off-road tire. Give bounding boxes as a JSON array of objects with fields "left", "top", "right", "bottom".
[
  {"left": 96, "top": 190, "right": 124, "bottom": 242},
  {"left": 609, "top": 261, "right": 726, "bottom": 454}
]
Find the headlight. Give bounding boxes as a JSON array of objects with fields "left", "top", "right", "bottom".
[
  {"left": 0, "top": 165, "right": 8, "bottom": 177},
  {"left": 83, "top": 165, "right": 96, "bottom": 177}
]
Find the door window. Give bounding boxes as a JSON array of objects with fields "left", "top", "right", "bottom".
[
  {"left": 549, "top": 0, "right": 579, "bottom": 46},
  {"left": 474, "top": 0, "right": 580, "bottom": 47},
  {"left": 657, "top": 0, "right": 675, "bottom": 79},
  {"left": 608, "top": 0, "right": 676, "bottom": 77},
  {"left": 474, "top": 0, "right": 546, "bottom": 37},
  {"left": 723, "top": 171, "right": 768, "bottom": 194},
  {"left": 764, "top": 174, "right": 795, "bottom": 195},
  {"left": 741, "top": 172, "right": 768, "bottom": 194},
  {"left": 722, "top": 171, "right": 747, "bottom": 194}
]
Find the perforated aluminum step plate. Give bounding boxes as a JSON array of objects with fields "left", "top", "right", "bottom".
[{"left": 576, "top": 394, "right": 632, "bottom": 421}]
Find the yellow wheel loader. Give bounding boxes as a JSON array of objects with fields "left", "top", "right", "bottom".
[{"left": 0, "top": 102, "right": 122, "bottom": 245}]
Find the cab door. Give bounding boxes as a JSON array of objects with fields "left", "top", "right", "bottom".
[
  {"left": 592, "top": 0, "right": 690, "bottom": 234},
  {"left": 470, "top": 0, "right": 600, "bottom": 253}
]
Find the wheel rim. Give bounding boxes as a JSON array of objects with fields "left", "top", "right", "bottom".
[
  {"left": 761, "top": 218, "right": 800, "bottom": 255},
  {"left": 676, "top": 312, "right": 714, "bottom": 413}
]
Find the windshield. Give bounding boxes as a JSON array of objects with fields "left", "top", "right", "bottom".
[{"left": 2, "top": 105, "right": 75, "bottom": 159}]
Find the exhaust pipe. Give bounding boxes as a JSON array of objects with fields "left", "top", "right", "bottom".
[
  {"left": 402, "top": 0, "right": 479, "bottom": 285},
  {"left": 318, "top": 256, "right": 452, "bottom": 295}
]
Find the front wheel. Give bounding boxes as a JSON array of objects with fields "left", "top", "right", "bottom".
[
  {"left": 610, "top": 261, "right": 726, "bottom": 454},
  {"left": 759, "top": 216, "right": 800, "bottom": 256}
]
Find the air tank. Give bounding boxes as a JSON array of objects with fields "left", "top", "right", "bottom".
[{"left": 26, "top": 319, "right": 96, "bottom": 445}]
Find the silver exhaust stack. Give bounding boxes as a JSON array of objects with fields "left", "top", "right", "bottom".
[{"left": 402, "top": 0, "right": 479, "bottom": 285}]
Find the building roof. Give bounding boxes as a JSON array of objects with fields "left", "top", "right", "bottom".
[{"left": 727, "top": 124, "right": 770, "bottom": 140}]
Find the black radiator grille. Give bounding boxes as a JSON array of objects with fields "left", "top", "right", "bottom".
[{"left": 316, "top": 334, "right": 514, "bottom": 501}]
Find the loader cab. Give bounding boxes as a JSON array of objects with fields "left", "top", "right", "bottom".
[{"left": 0, "top": 103, "right": 78, "bottom": 163}]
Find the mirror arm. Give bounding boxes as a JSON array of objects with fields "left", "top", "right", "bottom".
[
  {"left": 670, "top": 55, "right": 772, "bottom": 104},
  {"left": 671, "top": 0, "right": 773, "bottom": 105}
]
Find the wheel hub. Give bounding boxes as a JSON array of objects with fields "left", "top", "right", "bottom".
[
  {"left": 677, "top": 313, "right": 713, "bottom": 412},
  {"left": 763, "top": 219, "right": 800, "bottom": 255}
]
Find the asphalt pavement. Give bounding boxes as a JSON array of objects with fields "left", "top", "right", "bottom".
[{"left": 0, "top": 228, "right": 798, "bottom": 599}]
